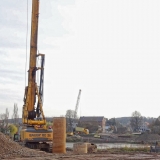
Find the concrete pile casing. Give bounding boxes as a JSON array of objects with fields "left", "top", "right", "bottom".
[
  {"left": 52, "top": 117, "right": 66, "bottom": 153},
  {"left": 73, "top": 142, "right": 97, "bottom": 154}
]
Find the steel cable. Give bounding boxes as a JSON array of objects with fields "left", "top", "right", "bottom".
[{"left": 25, "top": 0, "right": 29, "bottom": 87}]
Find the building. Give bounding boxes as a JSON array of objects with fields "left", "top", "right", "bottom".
[{"left": 79, "top": 116, "right": 106, "bottom": 133}]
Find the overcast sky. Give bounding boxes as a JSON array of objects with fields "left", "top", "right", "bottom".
[{"left": 0, "top": 0, "right": 160, "bottom": 119}]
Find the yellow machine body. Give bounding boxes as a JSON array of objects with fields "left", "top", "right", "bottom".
[{"left": 20, "top": 128, "right": 53, "bottom": 142}]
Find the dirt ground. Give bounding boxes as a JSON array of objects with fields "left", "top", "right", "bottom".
[
  {"left": 1, "top": 132, "right": 160, "bottom": 160},
  {"left": 3, "top": 152, "right": 160, "bottom": 160}
]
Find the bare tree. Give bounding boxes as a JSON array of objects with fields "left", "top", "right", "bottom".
[
  {"left": 65, "top": 110, "right": 74, "bottom": 122},
  {"left": 65, "top": 110, "right": 76, "bottom": 132},
  {"left": 130, "top": 111, "right": 142, "bottom": 131},
  {"left": 0, "top": 108, "right": 9, "bottom": 134},
  {"left": 12, "top": 103, "right": 19, "bottom": 125},
  {"left": 65, "top": 110, "right": 75, "bottom": 119},
  {"left": 4, "top": 108, "right": 9, "bottom": 133},
  {"left": 0, "top": 114, "right": 6, "bottom": 133}
]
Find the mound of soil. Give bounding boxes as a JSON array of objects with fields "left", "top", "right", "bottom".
[{"left": 0, "top": 132, "right": 50, "bottom": 159}]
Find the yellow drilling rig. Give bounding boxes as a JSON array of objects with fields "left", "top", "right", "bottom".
[{"left": 16, "top": 0, "right": 53, "bottom": 151}]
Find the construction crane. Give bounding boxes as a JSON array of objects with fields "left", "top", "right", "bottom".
[
  {"left": 67, "top": 90, "right": 89, "bottom": 135},
  {"left": 72, "top": 89, "right": 81, "bottom": 129},
  {"left": 66, "top": 89, "right": 82, "bottom": 136},
  {"left": 17, "top": 0, "right": 52, "bottom": 151},
  {"left": 73, "top": 90, "right": 89, "bottom": 134}
]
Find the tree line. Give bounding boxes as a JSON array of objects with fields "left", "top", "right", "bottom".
[
  {"left": 65, "top": 109, "right": 160, "bottom": 134},
  {"left": 0, "top": 103, "right": 19, "bottom": 136}
]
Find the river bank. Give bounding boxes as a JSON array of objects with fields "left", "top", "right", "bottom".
[
  {"left": 66, "top": 142, "right": 150, "bottom": 149},
  {"left": 67, "top": 133, "right": 160, "bottom": 144}
]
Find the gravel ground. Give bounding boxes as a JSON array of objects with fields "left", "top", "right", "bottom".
[{"left": 2, "top": 152, "right": 160, "bottom": 160}]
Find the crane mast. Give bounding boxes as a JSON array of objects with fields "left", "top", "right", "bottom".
[
  {"left": 74, "top": 89, "right": 81, "bottom": 119},
  {"left": 22, "top": 0, "right": 46, "bottom": 127}
]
